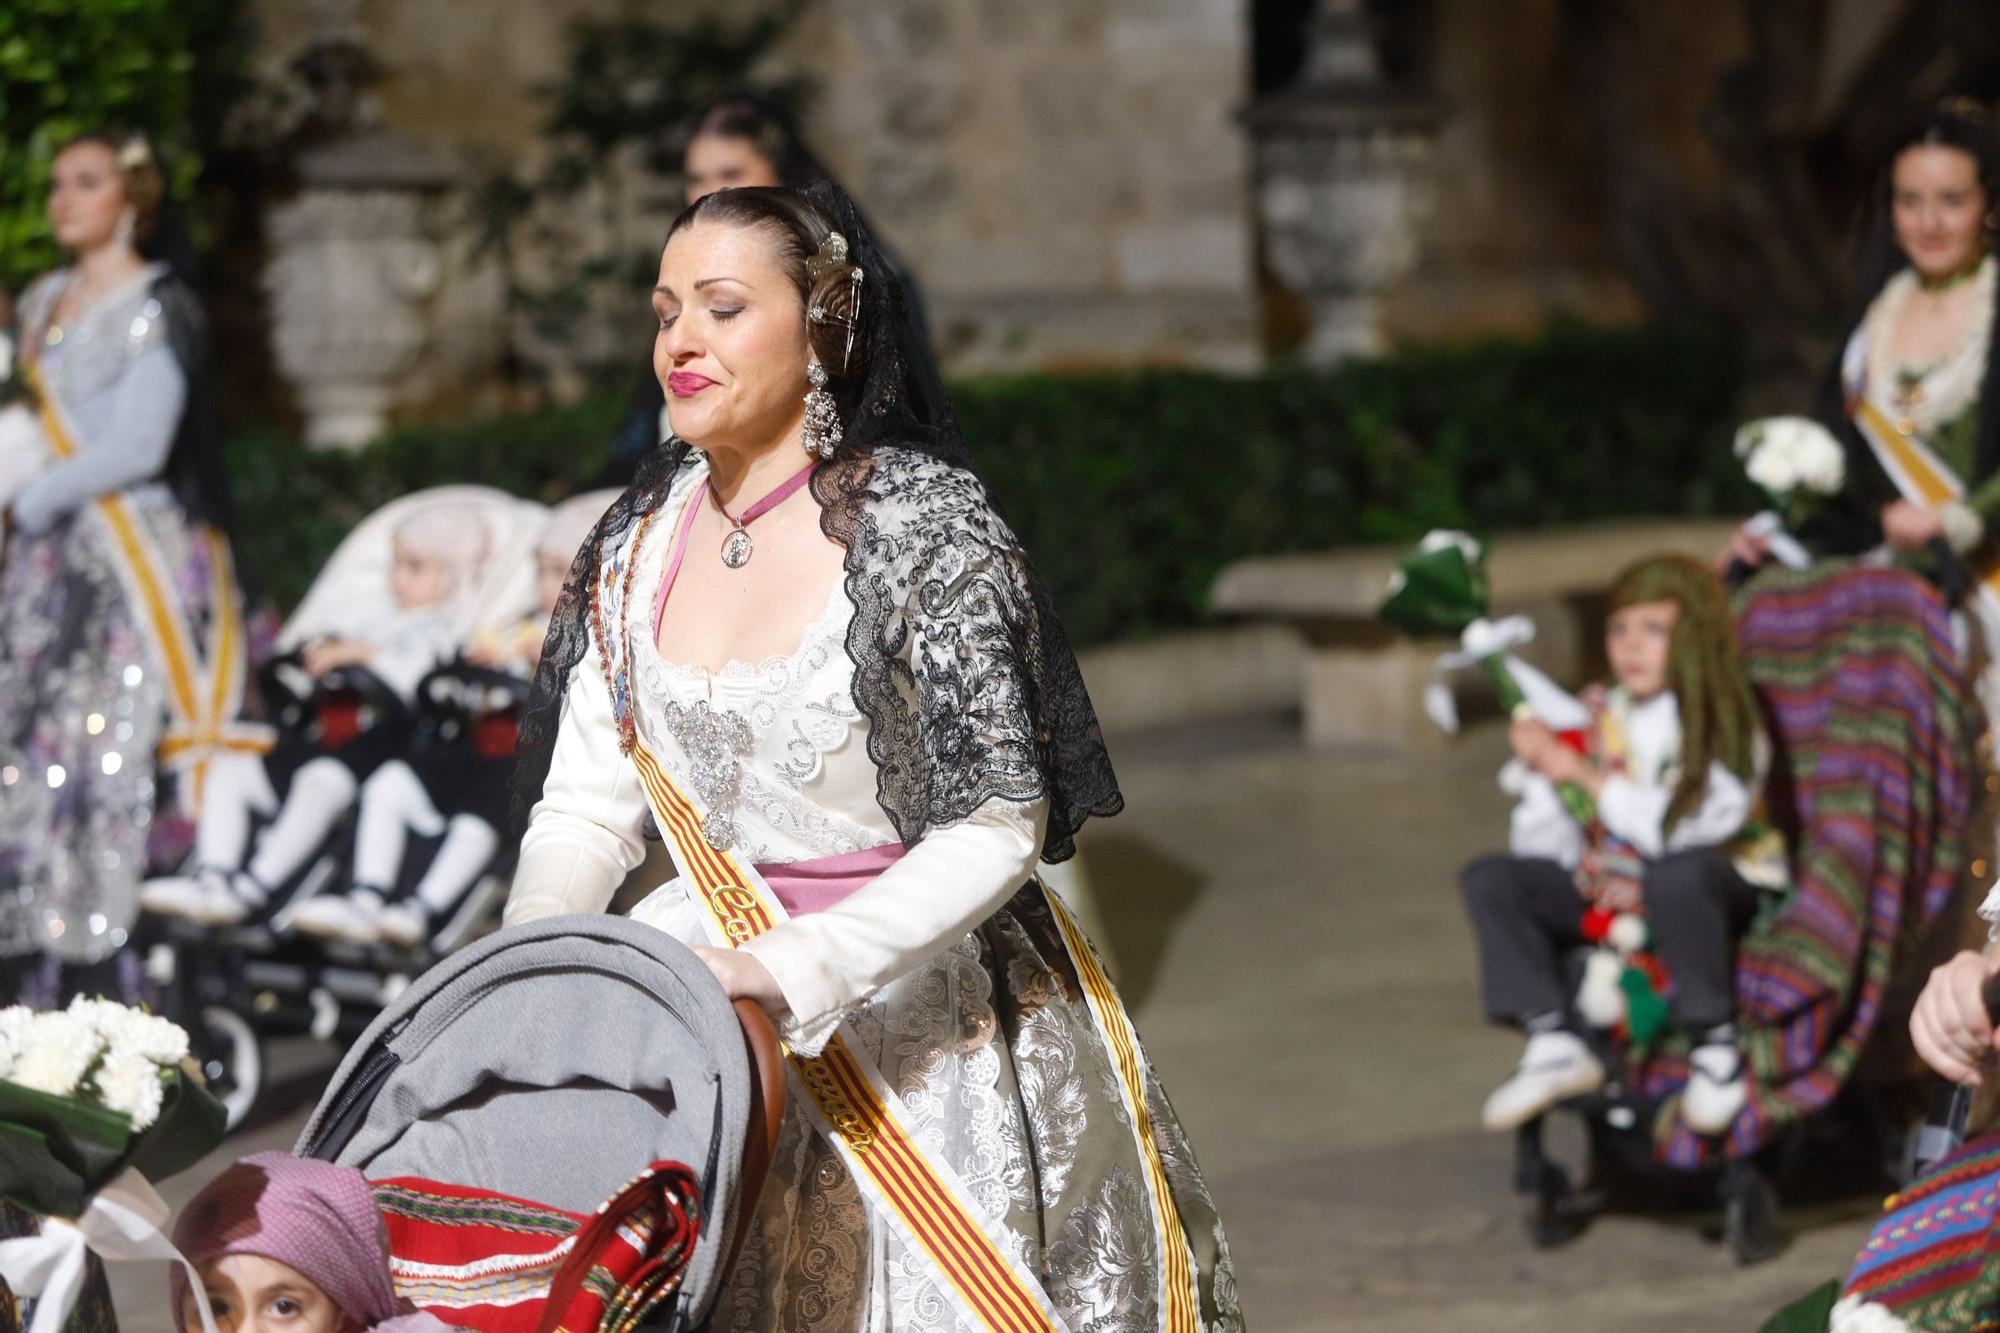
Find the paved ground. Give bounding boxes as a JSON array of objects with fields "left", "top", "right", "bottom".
[{"left": 103, "top": 717, "right": 1890, "bottom": 1330}]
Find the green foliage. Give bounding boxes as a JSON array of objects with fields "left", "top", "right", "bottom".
[
  {"left": 0, "top": 0, "right": 247, "bottom": 291},
  {"left": 475, "top": 5, "right": 806, "bottom": 355},
  {"left": 227, "top": 323, "right": 1751, "bottom": 646}
]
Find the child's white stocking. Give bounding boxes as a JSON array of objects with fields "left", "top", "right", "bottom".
[
  {"left": 247, "top": 757, "right": 358, "bottom": 888},
  {"left": 411, "top": 815, "right": 501, "bottom": 916},
  {"left": 193, "top": 752, "right": 279, "bottom": 870},
  {"left": 351, "top": 760, "right": 443, "bottom": 888}
]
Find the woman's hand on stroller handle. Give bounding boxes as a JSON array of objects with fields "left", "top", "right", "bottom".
[
  {"left": 693, "top": 944, "right": 785, "bottom": 1012},
  {"left": 1912, "top": 949, "right": 2000, "bottom": 1087}
]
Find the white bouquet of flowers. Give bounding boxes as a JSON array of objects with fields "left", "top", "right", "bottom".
[
  {"left": 0, "top": 1000, "right": 226, "bottom": 1332},
  {"left": 1733, "top": 416, "right": 1846, "bottom": 569},
  {"left": 0, "top": 999, "right": 194, "bottom": 1134}
]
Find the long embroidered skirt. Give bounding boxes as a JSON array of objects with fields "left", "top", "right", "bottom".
[
  {"left": 638, "top": 885, "right": 1245, "bottom": 1332},
  {"left": 0, "top": 494, "right": 214, "bottom": 965}
]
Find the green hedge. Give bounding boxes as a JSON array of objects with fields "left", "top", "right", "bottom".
[
  {"left": 964, "top": 320, "right": 1753, "bottom": 645},
  {"left": 227, "top": 321, "right": 1752, "bottom": 646},
  {"left": 224, "top": 394, "right": 624, "bottom": 612}
]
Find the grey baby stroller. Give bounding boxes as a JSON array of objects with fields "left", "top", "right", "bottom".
[{"left": 296, "top": 915, "right": 787, "bottom": 1330}]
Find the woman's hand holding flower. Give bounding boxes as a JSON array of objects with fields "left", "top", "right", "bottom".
[{"left": 1883, "top": 499, "right": 1946, "bottom": 551}]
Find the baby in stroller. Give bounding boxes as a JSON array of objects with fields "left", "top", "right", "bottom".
[
  {"left": 140, "top": 497, "right": 496, "bottom": 928},
  {"left": 1461, "top": 555, "right": 1782, "bottom": 1138},
  {"left": 288, "top": 491, "right": 616, "bottom": 949}
]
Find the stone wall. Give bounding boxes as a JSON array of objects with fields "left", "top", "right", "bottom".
[
  {"left": 790, "top": 0, "right": 1261, "bottom": 372},
  {"left": 1376, "top": 0, "right": 1644, "bottom": 343},
  {"left": 247, "top": 0, "right": 1261, "bottom": 394},
  {"left": 236, "top": 0, "right": 1777, "bottom": 429}
]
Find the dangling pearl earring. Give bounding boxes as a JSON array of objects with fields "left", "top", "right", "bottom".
[
  {"left": 802, "top": 361, "right": 842, "bottom": 460},
  {"left": 112, "top": 208, "right": 137, "bottom": 253}
]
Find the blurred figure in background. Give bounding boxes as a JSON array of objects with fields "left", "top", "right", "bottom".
[
  {"left": 1461, "top": 557, "right": 1772, "bottom": 1138},
  {"left": 0, "top": 131, "right": 250, "bottom": 1006},
  {"left": 1727, "top": 101, "right": 2000, "bottom": 588},
  {"left": 141, "top": 503, "right": 491, "bottom": 930},
  {"left": 290, "top": 490, "right": 614, "bottom": 948}
]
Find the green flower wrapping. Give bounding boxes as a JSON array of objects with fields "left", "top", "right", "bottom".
[
  {"left": 0, "top": 1073, "right": 223, "bottom": 1221},
  {"left": 1379, "top": 531, "right": 1594, "bottom": 821}
]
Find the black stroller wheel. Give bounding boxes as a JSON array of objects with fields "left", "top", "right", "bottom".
[
  {"left": 1523, "top": 1160, "right": 1584, "bottom": 1249},
  {"left": 195, "top": 1005, "right": 263, "bottom": 1132}
]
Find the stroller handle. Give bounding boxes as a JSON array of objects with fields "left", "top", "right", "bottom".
[{"left": 1911, "top": 968, "right": 2000, "bottom": 1177}]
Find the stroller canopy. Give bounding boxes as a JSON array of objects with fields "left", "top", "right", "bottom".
[
  {"left": 277, "top": 484, "right": 550, "bottom": 652},
  {"left": 296, "top": 915, "right": 754, "bottom": 1325}
]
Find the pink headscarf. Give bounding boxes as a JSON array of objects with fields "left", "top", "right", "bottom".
[{"left": 171, "top": 1152, "right": 454, "bottom": 1332}]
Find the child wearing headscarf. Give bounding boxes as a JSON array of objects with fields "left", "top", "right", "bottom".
[
  {"left": 172, "top": 1152, "right": 454, "bottom": 1332},
  {"left": 142, "top": 505, "right": 492, "bottom": 928},
  {"left": 1460, "top": 555, "right": 1778, "bottom": 1139}
]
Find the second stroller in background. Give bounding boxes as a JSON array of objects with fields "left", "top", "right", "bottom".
[
  {"left": 285, "top": 488, "right": 616, "bottom": 948},
  {"left": 138, "top": 486, "right": 613, "bottom": 1126}
]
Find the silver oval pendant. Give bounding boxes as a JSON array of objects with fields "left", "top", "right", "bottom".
[{"left": 720, "top": 528, "right": 754, "bottom": 568}]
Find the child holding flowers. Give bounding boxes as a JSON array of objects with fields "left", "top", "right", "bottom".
[{"left": 1459, "top": 555, "right": 1779, "bottom": 1138}]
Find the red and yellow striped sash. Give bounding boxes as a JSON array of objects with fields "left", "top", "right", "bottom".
[
  {"left": 1044, "top": 890, "right": 1199, "bottom": 1331},
  {"left": 628, "top": 742, "right": 1063, "bottom": 1333}
]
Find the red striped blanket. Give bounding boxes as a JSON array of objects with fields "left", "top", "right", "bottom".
[{"left": 373, "top": 1160, "right": 701, "bottom": 1333}]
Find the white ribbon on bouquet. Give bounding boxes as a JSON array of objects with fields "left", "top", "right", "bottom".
[
  {"left": 1424, "top": 615, "right": 1549, "bottom": 734},
  {"left": 1742, "top": 510, "right": 1813, "bottom": 571},
  {"left": 0, "top": 1168, "right": 219, "bottom": 1333}
]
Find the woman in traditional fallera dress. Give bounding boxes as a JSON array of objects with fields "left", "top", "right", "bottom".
[
  {"left": 0, "top": 132, "right": 243, "bottom": 999},
  {"left": 506, "top": 184, "right": 1241, "bottom": 1331},
  {"left": 0, "top": 130, "right": 244, "bottom": 1333},
  {"left": 1728, "top": 100, "right": 2000, "bottom": 700}
]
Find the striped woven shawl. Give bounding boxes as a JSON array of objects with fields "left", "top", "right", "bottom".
[{"left": 1631, "top": 563, "right": 1972, "bottom": 1166}]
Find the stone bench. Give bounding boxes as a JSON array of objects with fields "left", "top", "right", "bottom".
[{"left": 1209, "top": 518, "right": 1741, "bottom": 747}]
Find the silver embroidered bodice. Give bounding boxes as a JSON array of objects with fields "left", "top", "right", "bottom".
[
  {"left": 629, "top": 471, "right": 888, "bottom": 864},
  {"left": 21, "top": 264, "right": 174, "bottom": 421}
]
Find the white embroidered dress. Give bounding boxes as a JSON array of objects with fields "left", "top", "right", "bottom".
[{"left": 508, "top": 464, "right": 1242, "bottom": 1332}]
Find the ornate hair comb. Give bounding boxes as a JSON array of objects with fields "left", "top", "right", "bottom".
[
  {"left": 805, "top": 230, "right": 865, "bottom": 370},
  {"left": 805, "top": 231, "right": 852, "bottom": 283},
  {"left": 117, "top": 136, "right": 155, "bottom": 172}
]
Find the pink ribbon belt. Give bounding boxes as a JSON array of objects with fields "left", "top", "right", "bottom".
[{"left": 754, "top": 842, "right": 906, "bottom": 916}]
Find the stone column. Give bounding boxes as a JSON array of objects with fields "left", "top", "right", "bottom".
[
  {"left": 1244, "top": 0, "right": 1437, "bottom": 363},
  {"left": 258, "top": 10, "right": 478, "bottom": 449},
  {"left": 265, "top": 132, "right": 462, "bottom": 448}
]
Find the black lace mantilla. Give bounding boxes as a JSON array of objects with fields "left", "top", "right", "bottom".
[
  {"left": 514, "top": 444, "right": 1120, "bottom": 862},
  {"left": 821, "top": 447, "right": 1122, "bottom": 862}
]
